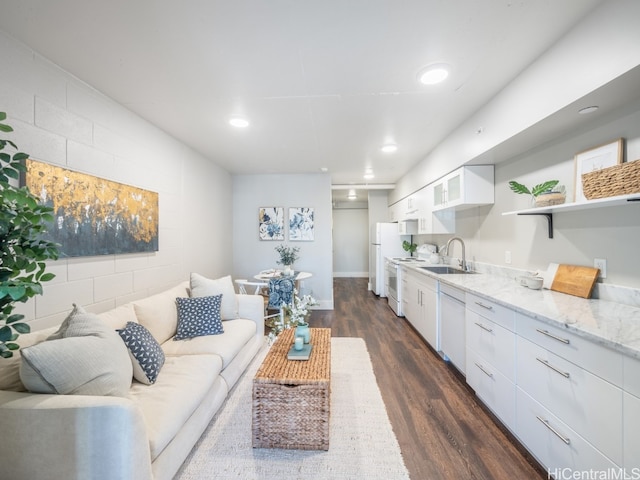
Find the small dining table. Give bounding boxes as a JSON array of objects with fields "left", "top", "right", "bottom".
[{"left": 254, "top": 270, "right": 312, "bottom": 282}]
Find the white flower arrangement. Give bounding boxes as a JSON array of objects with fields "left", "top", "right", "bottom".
[{"left": 266, "top": 289, "right": 318, "bottom": 343}]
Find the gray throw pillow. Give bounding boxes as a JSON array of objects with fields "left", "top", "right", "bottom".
[
  {"left": 117, "top": 321, "right": 165, "bottom": 384},
  {"left": 19, "top": 304, "right": 133, "bottom": 397},
  {"left": 175, "top": 295, "right": 224, "bottom": 340}
]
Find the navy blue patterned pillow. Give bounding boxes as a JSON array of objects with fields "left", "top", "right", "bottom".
[
  {"left": 117, "top": 322, "right": 165, "bottom": 385},
  {"left": 174, "top": 295, "right": 224, "bottom": 340}
]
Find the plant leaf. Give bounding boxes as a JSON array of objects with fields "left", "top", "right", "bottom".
[
  {"left": 508, "top": 181, "right": 531, "bottom": 195},
  {"left": 531, "top": 180, "right": 559, "bottom": 196}
]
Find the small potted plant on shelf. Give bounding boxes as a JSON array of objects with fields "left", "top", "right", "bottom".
[
  {"left": 275, "top": 244, "right": 300, "bottom": 276},
  {"left": 508, "top": 179, "right": 566, "bottom": 207}
]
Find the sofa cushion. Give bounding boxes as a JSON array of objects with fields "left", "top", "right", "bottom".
[
  {"left": 175, "top": 295, "right": 224, "bottom": 340},
  {"left": 190, "top": 273, "right": 239, "bottom": 320},
  {"left": 162, "top": 318, "right": 256, "bottom": 368},
  {"left": 98, "top": 303, "right": 138, "bottom": 330},
  {"left": 118, "top": 322, "right": 165, "bottom": 384},
  {"left": 127, "top": 354, "right": 223, "bottom": 461},
  {"left": 133, "top": 283, "right": 190, "bottom": 344},
  {"left": 19, "top": 305, "right": 133, "bottom": 397},
  {"left": 0, "top": 326, "right": 58, "bottom": 392}
]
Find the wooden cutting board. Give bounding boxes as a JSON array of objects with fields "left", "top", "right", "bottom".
[{"left": 550, "top": 264, "right": 600, "bottom": 299}]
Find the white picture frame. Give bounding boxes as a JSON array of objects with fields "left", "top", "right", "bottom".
[{"left": 573, "top": 138, "right": 624, "bottom": 202}]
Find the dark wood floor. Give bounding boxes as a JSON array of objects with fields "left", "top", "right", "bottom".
[{"left": 308, "top": 277, "right": 545, "bottom": 480}]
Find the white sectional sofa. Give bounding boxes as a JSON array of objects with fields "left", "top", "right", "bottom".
[{"left": 0, "top": 275, "right": 265, "bottom": 480}]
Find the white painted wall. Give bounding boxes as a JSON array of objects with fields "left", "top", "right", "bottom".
[
  {"left": 332, "top": 207, "right": 369, "bottom": 278},
  {"left": 1, "top": 30, "right": 233, "bottom": 329},
  {"left": 456, "top": 101, "right": 640, "bottom": 288},
  {"left": 232, "top": 174, "right": 334, "bottom": 309}
]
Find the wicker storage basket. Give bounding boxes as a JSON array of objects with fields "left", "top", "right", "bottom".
[{"left": 581, "top": 160, "right": 640, "bottom": 200}]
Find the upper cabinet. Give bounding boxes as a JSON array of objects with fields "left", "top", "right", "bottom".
[
  {"left": 416, "top": 185, "right": 455, "bottom": 234},
  {"left": 432, "top": 165, "right": 494, "bottom": 211}
]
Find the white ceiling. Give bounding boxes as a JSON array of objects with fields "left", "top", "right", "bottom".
[{"left": 0, "top": 0, "right": 604, "bottom": 202}]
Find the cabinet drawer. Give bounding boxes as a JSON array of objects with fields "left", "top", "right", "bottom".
[
  {"left": 466, "top": 348, "right": 515, "bottom": 432},
  {"left": 516, "top": 336, "right": 623, "bottom": 465},
  {"left": 465, "top": 293, "right": 514, "bottom": 331},
  {"left": 466, "top": 309, "right": 515, "bottom": 381},
  {"left": 516, "top": 313, "right": 623, "bottom": 386},
  {"left": 516, "top": 387, "right": 619, "bottom": 473},
  {"left": 624, "top": 392, "right": 640, "bottom": 469}
]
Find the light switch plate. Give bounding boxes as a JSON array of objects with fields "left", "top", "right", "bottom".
[{"left": 594, "top": 258, "right": 607, "bottom": 279}]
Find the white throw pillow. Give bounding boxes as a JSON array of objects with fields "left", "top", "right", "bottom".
[
  {"left": 19, "top": 305, "right": 133, "bottom": 397},
  {"left": 190, "top": 273, "right": 239, "bottom": 320},
  {"left": 133, "top": 283, "right": 190, "bottom": 344}
]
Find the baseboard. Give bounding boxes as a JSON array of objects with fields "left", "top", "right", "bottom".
[{"left": 333, "top": 272, "right": 369, "bottom": 278}]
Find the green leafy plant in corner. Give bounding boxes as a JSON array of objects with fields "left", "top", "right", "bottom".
[
  {"left": 402, "top": 240, "right": 417, "bottom": 255},
  {"left": 508, "top": 180, "right": 560, "bottom": 200},
  {"left": 0, "top": 112, "right": 60, "bottom": 358}
]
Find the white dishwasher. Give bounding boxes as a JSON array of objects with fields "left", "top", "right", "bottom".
[{"left": 439, "top": 283, "right": 466, "bottom": 374}]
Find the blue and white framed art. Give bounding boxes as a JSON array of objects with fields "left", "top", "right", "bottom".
[
  {"left": 289, "top": 207, "right": 314, "bottom": 241},
  {"left": 259, "top": 207, "right": 284, "bottom": 240}
]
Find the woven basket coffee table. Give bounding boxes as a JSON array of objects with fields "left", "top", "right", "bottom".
[{"left": 252, "top": 327, "right": 331, "bottom": 450}]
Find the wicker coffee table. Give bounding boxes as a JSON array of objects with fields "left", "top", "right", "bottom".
[{"left": 252, "top": 327, "right": 331, "bottom": 450}]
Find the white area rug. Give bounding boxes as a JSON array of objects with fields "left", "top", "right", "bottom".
[{"left": 175, "top": 337, "right": 410, "bottom": 480}]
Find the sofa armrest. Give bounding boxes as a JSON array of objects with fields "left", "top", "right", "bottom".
[
  {"left": 237, "top": 293, "right": 265, "bottom": 337},
  {"left": 0, "top": 390, "right": 153, "bottom": 480}
]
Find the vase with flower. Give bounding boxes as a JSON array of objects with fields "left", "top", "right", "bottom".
[{"left": 266, "top": 289, "right": 318, "bottom": 343}]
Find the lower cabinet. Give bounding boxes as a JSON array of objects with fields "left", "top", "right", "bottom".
[
  {"left": 516, "top": 387, "right": 619, "bottom": 474},
  {"left": 403, "top": 270, "right": 438, "bottom": 350},
  {"left": 439, "top": 283, "right": 466, "bottom": 373}
]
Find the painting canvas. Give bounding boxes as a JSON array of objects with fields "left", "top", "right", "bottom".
[
  {"left": 259, "top": 207, "right": 284, "bottom": 240},
  {"left": 22, "top": 159, "right": 159, "bottom": 257},
  {"left": 289, "top": 207, "right": 314, "bottom": 241}
]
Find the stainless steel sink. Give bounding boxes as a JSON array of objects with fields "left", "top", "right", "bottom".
[{"left": 419, "top": 266, "right": 477, "bottom": 274}]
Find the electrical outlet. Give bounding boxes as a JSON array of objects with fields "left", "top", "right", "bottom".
[
  {"left": 505, "top": 250, "right": 512, "bottom": 264},
  {"left": 594, "top": 258, "right": 607, "bottom": 279}
]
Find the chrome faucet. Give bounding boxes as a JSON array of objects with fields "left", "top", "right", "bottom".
[{"left": 445, "top": 237, "right": 467, "bottom": 271}]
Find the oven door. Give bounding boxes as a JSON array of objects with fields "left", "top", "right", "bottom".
[{"left": 385, "top": 261, "right": 399, "bottom": 307}]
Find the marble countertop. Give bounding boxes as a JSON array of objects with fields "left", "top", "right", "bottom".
[{"left": 402, "top": 263, "right": 640, "bottom": 360}]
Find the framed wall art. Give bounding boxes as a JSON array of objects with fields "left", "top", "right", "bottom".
[
  {"left": 574, "top": 138, "right": 624, "bottom": 202},
  {"left": 22, "top": 159, "right": 159, "bottom": 257},
  {"left": 289, "top": 207, "right": 314, "bottom": 241},
  {"left": 258, "top": 207, "right": 284, "bottom": 240}
]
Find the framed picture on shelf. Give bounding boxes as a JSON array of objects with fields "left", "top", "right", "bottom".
[
  {"left": 573, "top": 138, "right": 624, "bottom": 202},
  {"left": 289, "top": 207, "right": 314, "bottom": 241},
  {"left": 258, "top": 207, "right": 284, "bottom": 240}
]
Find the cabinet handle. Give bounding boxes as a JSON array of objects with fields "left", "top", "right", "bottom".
[
  {"left": 536, "top": 416, "right": 571, "bottom": 445},
  {"left": 536, "top": 357, "right": 570, "bottom": 379},
  {"left": 474, "top": 301, "right": 494, "bottom": 311},
  {"left": 474, "top": 363, "right": 493, "bottom": 378},
  {"left": 535, "top": 328, "right": 570, "bottom": 345},
  {"left": 474, "top": 322, "right": 493, "bottom": 333}
]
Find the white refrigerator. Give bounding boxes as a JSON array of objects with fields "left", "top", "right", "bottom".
[{"left": 369, "top": 222, "right": 410, "bottom": 296}]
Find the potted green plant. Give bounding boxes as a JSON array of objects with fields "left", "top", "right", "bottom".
[
  {"left": 402, "top": 240, "right": 417, "bottom": 257},
  {"left": 508, "top": 179, "right": 566, "bottom": 207},
  {"left": 0, "top": 112, "right": 60, "bottom": 358},
  {"left": 274, "top": 244, "right": 300, "bottom": 276}
]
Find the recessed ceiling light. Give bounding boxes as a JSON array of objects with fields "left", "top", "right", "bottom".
[
  {"left": 347, "top": 189, "right": 357, "bottom": 200},
  {"left": 381, "top": 143, "right": 398, "bottom": 153},
  {"left": 578, "top": 106, "right": 599, "bottom": 115},
  {"left": 320, "top": 167, "right": 329, "bottom": 172},
  {"left": 364, "top": 172, "right": 375, "bottom": 180},
  {"left": 229, "top": 116, "right": 249, "bottom": 128},
  {"left": 417, "top": 64, "right": 450, "bottom": 85}
]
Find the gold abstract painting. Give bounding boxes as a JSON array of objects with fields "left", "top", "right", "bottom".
[{"left": 23, "top": 159, "right": 159, "bottom": 257}]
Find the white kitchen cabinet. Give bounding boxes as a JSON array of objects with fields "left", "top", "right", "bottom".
[
  {"left": 623, "top": 355, "right": 640, "bottom": 469},
  {"left": 432, "top": 165, "right": 494, "bottom": 211},
  {"left": 397, "top": 219, "right": 418, "bottom": 235},
  {"left": 439, "top": 283, "right": 465, "bottom": 373},
  {"left": 403, "top": 269, "right": 438, "bottom": 350},
  {"left": 416, "top": 185, "right": 455, "bottom": 234},
  {"left": 516, "top": 387, "right": 619, "bottom": 474},
  {"left": 388, "top": 201, "right": 401, "bottom": 222},
  {"left": 465, "top": 295, "right": 516, "bottom": 431}
]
